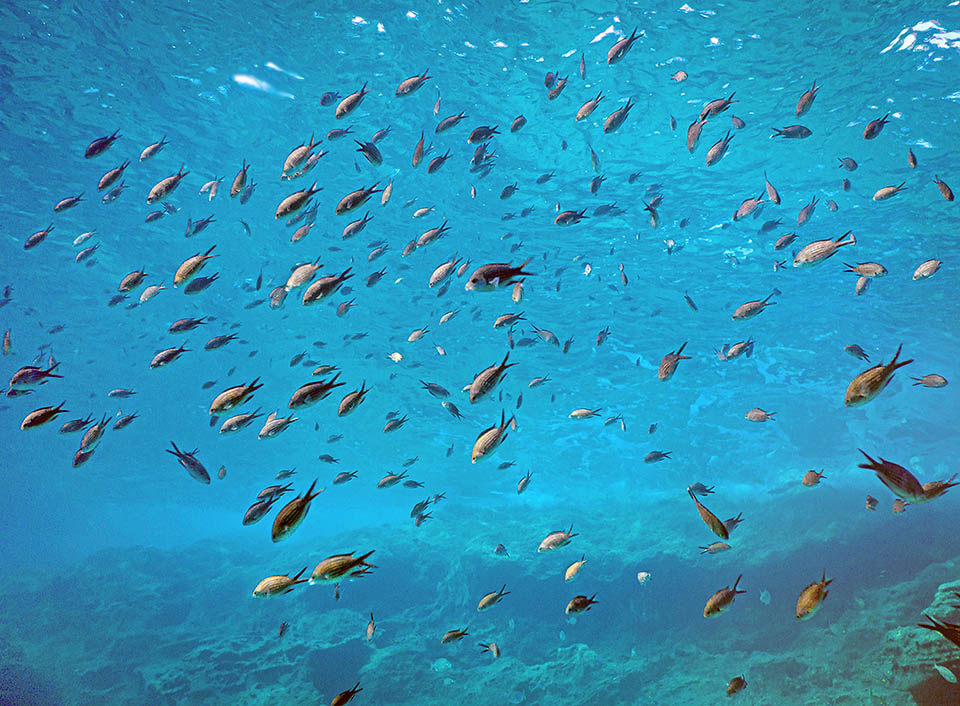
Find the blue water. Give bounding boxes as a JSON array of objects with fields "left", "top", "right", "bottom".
[{"left": 2, "top": 1, "right": 960, "bottom": 704}]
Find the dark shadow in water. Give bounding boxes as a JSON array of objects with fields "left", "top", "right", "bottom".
[
  {"left": 909, "top": 671, "right": 960, "bottom": 706},
  {"left": 0, "top": 664, "right": 62, "bottom": 706}
]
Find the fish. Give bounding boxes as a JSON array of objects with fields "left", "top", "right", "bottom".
[
  {"left": 331, "top": 682, "right": 363, "bottom": 706},
  {"left": 165, "top": 441, "right": 210, "bottom": 484},
  {"left": 933, "top": 175, "right": 954, "bottom": 201},
  {"left": 84, "top": 129, "right": 121, "bottom": 158},
  {"left": 565, "top": 594, "right": 598, "bottom": 614},
  {"left": 252, "top": 567, "right": 309, "bottom": 598},
  {"left": 469, "top": 352, "right": 516, "bottom": 403},
  {"left": 271, "top": 479, "right": 323, "bottom": 542},
  {"left": 309, "top": 550, "right": 376, "bottom": 585},
  {"left": 796, "top": 80, "right": 819, "bottom": 116},
  {"left": 863, "top": 112, "right": 889, "bottom": 139},
  {"left": 396, "top": 68, "right": 430, "bottom": 96},
  {"left": 441, "top": 628, "right": 468, "bottom": 644},
  {"left": 912, "top": 374, "right": 948, "bottom": 388},
  {"left": 796, "top": 571, "right": 832, "bottom": 620},
  {"left": 771, "top": 125, "right": 812, "bottom": 138},
  {"left": 689, "top": 488, "right": 729, "bottom": 540},
  {"left": 658, "top": 342, "right": 691, "bottom": 381},
  {"left": 911, "top": 258, "right": 941, "bottom": 280},
  {"left": 857, "top": 449, "right": 925, "bottom": 502},
  {"left": 477, "top": 585, "right": 510, "bottom": 611},
  {"left": 479, "top": 642, "right": 501, "bottom": 658},
  {"left": 793, "top": 231, "right": 855, "bottom": 267},
  {"left": 465, "top": 260, "right": 533, "bottom": 291},
  {"left": 703, "top": 574, "right": 746, "bottom": 617},
  {"left": 564, "top": 555, "right": 587, "bottom": 582},
  {"left": 336, "top": 83, "right": 370, "bottom": 119},
  {"left": 607, "top": 26, "right": 640, "bottom": 64},
  {"left": 844, "top": 345, "right": 912, "bottom": 407},
  {"left": 538, "top": 525, "right": 577, "bottom": 552},
  {"left": 471, "top": 410, "right": 514, "bottom": 462},
  {"left": 726, "top": 676, "right": 747, "bottom": 697}
]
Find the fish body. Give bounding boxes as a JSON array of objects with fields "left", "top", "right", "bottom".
[
  {"left": 252, "top": 567, "right": 308, "bottom": 598},
  {"left": 912, "top": 259, "right": 941, "bottom": 280},
  {"left": 309, "top": 550, "right": 376, "bottom": 585},
  {"left": 538, "top": 525, "right": 577, "bottom": 552},
  {"left": 607, "top": 27, "right": 639, "bottom": 64},
  {"left": 272, "top": 480, "right": 323, "bottom": 542},
  {"left": 147, "top": 166, "right": 189, "bottom": 204},
  {"left": 844, "top": 345, "right": 912, "bottom": 407},
  {"left": 658, "top": 342, "right": 690, "bottom": 381},
  {"left": 565, "top": 594, "right": 598, "bottom": 614},
  {"left": 471, "top": 410, "right": 514, "bottom": 462},
  {"left": 396, "top": 68, "right": 430, "bottom": 97},
  {"left": 704, "top": 574, "right": 746, "bottom": 617},
  {"left": 795, "top": 571, "right": 832, "bottom": 620},
  {"left": 796, "top": 80, "right": 819, "bottom": 116},
  {"left": 336, "top": 83, "right": 370, "bottom": 119},
  {"left": 793, "top": 231, "right": 855, "bottom": 267},
  {"left": 477, "top": 585, "right": 510, "bottom": 611}
]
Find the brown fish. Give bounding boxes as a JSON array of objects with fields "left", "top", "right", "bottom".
[
  {"left": 872, "top": 182, "right": 906, "bottom": 201},
  {"left": 699, "top": 92, "right": 737, "bottom": 121},
  {"left": 763, "top": 172, "right": 781, "bottom": 205},
  {"left": 727, "top": 676, "right": 747, "bottom": 696},
  {"left": 705, "top": 130, "right": 734, "bottom": 166},
  {"left": 396, "top": 68, "right": 430, "bottom": 97},
  {"left": 471, "top": 410, "right": 514, "bottom": 463},
  {"left": 337, "top": 381, "right": 370, "bottom": 416},
  {"left": 797, "top": 195, "right": 818, "bottom": 225},
  {"left": 857, "top": 449, "right": 925, "bottom": 502},
  {"left": 687, "top": 119, "right": 709, "bottom": 153},
  {"left": 732, "top": 290, "right": 778, "bottom": 320},
  {"left": 441, "top": 627, "right": 469, "bottom": 644},
  {"left": 331, "top": 681, "right": 363, "bottom": 706},
  {"left": 336, "top": 83, "right": 370, "bottom": 119},
  {"left": 477, "top": 584, "right": 510, "bottom": 611},
  {"left": 465, "top": 259, "right": 533, "bottom": 291},
  {"left": 336, "top": 183, "right": 381, "bottom": 215},
  {"left": 469, "top": 352, "right": 516, "bottom": 403},
  {"left": 658, "top": 342, "right": 691, "bottom": 381},
  {"left": 252, "top": 567, "right": 309, "bottom": 598},
  {"left": 933, "top": 175, "right": 954, "bottom": 201},
  {"left": 844, "top": 345, "right": 912, "bottom": 407},
  {"left": 795, "top": 80, "right": 819, "bottom": 117},
  {"left": 565, "top": 593, "right": 598, "bottom": 614},
  {"left": 276, "top": 182, "right": 321, "bottom": 219},
  {"left": 412, "top": 131, "right": 425, "bottom": 167},
  {"left": 271, "top": 479, "right": 323, "bottom": 542},
  {"left": 603, "top": 99, "right": 634, "bottom": 133},
  {"left": 607, "top": 26, "right": 639, "bottom": 64},
  {"left": 793, "top": 231, "right": 855, "bottom": 267},
  {"left": 704, "top": 574, "right": 746, "bottom": 617},
  {"left": 309, "top": 550, "right": 376, "bottom": 585},
  {"left": 146, "top": 165, "right": 188, "bottom": 204},
  {"left": 689, "top": 488, "right": 729, "bottom": 540},
  {"left": 863, "top": 112, "right": 889, "bottom": 139},
  {"left": 576, "top": 92, "right": 604, "bottom": 121},
  {"left": 795, "top": 570, "right": 832, "bottom": 620}
]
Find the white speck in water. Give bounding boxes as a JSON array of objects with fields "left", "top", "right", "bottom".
[
  {"left": 377, "top": 22, "right": 385, "bottom": 33},
  {"left": 759, "top": 589, "right": 771, "bottom": 605},
  {"left": 351, "top": 16, "right": 367, "bottom": 25},
  {"left": 406, "top": 10, "right": 417, "bottom": 18}
]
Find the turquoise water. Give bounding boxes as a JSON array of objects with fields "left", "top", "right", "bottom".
[{"left": 2, "top": 0, "right": 960, "bottom": 704}]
